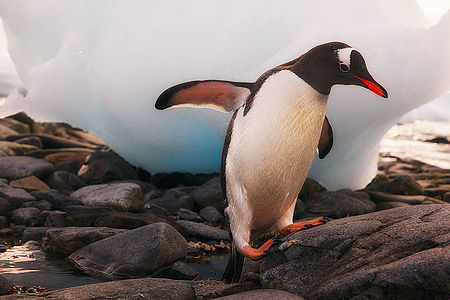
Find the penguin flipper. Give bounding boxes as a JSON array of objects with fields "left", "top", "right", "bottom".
[
  {"left": 155, "top": 80, "right": 254, "bottom": 112},
  {"left": 318, "top": 115, "right": 333, "bottom": 159},
  {"left": 222, "top": 242, "right": 245, "bottom": 283}
]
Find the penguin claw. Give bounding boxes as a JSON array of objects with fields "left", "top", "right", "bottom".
[{"left": 321, "top": 217, "right": 331, "bottom": 222}]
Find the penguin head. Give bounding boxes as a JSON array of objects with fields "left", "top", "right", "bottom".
[{"left": 291, "top": 42, "right": 388, "bottom": 98}]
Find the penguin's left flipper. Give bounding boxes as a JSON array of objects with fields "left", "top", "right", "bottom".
[
  {"left": 155, "top": 80, "right": 254, "bottom": 112},
  {"left": 318, "top": 116, "right": 333, "bottom": 159},
  {"left": 280, "top": 216, "right": 330, "bottom": 235}
]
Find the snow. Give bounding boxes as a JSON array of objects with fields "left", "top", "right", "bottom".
[{"left": 0, "top": 1, "right": 449, "bottom": 190}]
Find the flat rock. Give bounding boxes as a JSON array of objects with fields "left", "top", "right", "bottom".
[
  {"left": 69, "top": 222, "right": 187, "bottom": 279},
  {"left": 11, "top": 207, "right": 42, "bottom": 226},
  {"left": 10, "top": 175, "right": 50, "bottom": 191},
  {"left": 260, "top": 205, "right": 450, "bottom": 300},
  {"left": 22, "top": 226, "right": 50, "bottom": 242},
  {"left": 303, "top": 190, "right": 376, "bottom": 218},
  {"left": 0, "top": 183, "right": 36, "bottom": 210},
  {"left": 214, "top": 289, "right": 305, "bottom": 300},
  {"left": 78, "top": 151, "right": 139, "bottom": 184},
  {"left": 365, "top": 175, "right": 424, "bottom": 195},
  {"left": 177, "top": 220, "right": 229, "bottom": 242},
  {"left": 191, "top": 177, "right": 224, "bottom": 211},
  {"left": 46, "top": 170, "right": 86, "bottom": 193},
  {"left": 71, "top": 183, "right": 144, "bottom": 212},
  {"left": 46, "top": 226, "right": 128, "bottom": 256},
  {"left": 0, "top": 156, "right": 54, "bottom": 180}
]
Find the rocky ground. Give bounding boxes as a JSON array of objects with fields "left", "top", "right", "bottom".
[{"left": 0, "top": 112, "right": 448, "bottom": 299}]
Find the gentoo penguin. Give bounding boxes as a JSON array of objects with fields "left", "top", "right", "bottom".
[{"left": 155, "top": 41, "right": 388, "bottom": 283}]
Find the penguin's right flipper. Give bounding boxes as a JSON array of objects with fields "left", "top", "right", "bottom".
[
  {"left": 222, "top": 243, "right": 245, "bottom": 283},
  {"left": 318, "top": 116, "right": 333, "bottom": 159},
  {"left": 155, "top": 80, "right": 254, "bottom": 112}
]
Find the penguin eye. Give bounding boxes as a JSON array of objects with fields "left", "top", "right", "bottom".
[{"left": 339, "top": 63, "right": 350, "bottom": 72}]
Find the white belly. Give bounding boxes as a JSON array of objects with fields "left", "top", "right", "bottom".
[{"left": 225, "top": 70, "right": 328, "bottom": 233}]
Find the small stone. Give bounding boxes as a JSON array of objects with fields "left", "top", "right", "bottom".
[
  {"left": 365, "top": 175, "right": 424, "bottom": 195},
  {"left": 71, "top": 183, "right": 144, "bottom": 212},
  {"left": 176, "top": 208, "right": 203, "bottom": 222},
  {"left": 46, "top": 170, "right": 86, "bottom": 193},
  {"left": 191, "top": 177, "right": 224, "bottom": 211},
  {"left": 10, "top": 175, "right": 50, "bottom": 191},
  {"left": 0, "top": 182, "right": 37, "bottom": 210},
  {"left": 41, "top": 210, "right": 66, "bottom": 227},
  {"left": 21, "top": 201, "right": 38, "bottom": 208},
  {"left": 0, "top": 156, "right": 54, "bottom": 180},
  {"left": 11, "top": 207, "right": 42, "bottom": 226},
  {"left": 0, "top": 216, "right": 7, "bottom": 228},
  {"left": 0, "top": 198, "right": 11, "bottom": 217},
  {"left": 37, "top": 200, "right": 52, "bottom": 211},
  {"left": 199, "top": 206, "right": 224, "bottom": 224},
  {"left": 177, "top": 220, "right": 229, "bottom": 242}
]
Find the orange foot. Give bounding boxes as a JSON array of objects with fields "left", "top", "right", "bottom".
[
  {"left": 241, "top": 238, "right": 281, "bottom": 260},
  {"left": 280, "top": 216, "right": 330, "bottom": 235}
]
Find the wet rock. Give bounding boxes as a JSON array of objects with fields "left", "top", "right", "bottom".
[
  {"left": 0, "top": 156, "right": 54, "bottom": 180},
  {"left": 71, "top": 183, "right": 144, "bottom": 212},
  {"left": 11, "top": 207, "right": 42, "bottom": 226},
  {"left": 0, "top": 182, "right": 36, "bottom": 210},
  {"left": 153, "top": 261, "right": 199, "bottom": 280},
  {"left": 41, "top": 210, "right": 66, "bottom": 227},
  {"left": 0, "top": 274, "right": 13, "bottom": 295},
  {"left": 1, "top": 277, "right": 195, "bottom": 300},
  {"left": 303, "top": 190, "right": 376, "bottom": 218},
  {"left": 145, "top": 192, "right": 192, "bottom": 214},
  {"left": 176, "top": 208, "right": 203, "bottom": 222},
  {"left": 22, "top": 226, "right": 50, "bottom": 242},
  {"left": 46, "top": 170, "right": 86, "bottom": 193},
  {"left": 0, "top": 216, "right": 7, "bottom": 228},
  {"left": 191, "top": 177, "right": 224, "bottom": 211},
  {"left": 365, "top": 175, "right": 424, "bottom": 195},
  {"left": 15, "top": 136, "right": 43, "bottom": 148},
  {"left": 177, "top": 220, "right": 229, "bottom": 242},
  {"left": 0, "top": 141, "right": 38, "bottom": 156},
  {"left": 376, "top": 201, "right": 411, "bottom": 210},
  {"left": 260, "top": 205, "right": 450, "bottom": 300},
  {"left": 214, "top": 289, "right": 306, "bottom": 300},
  {"left": 46, "top": 226, "right": 128, "bottom": 256},
  {"left": 10, "top": 175, "right": 50, "bottom": 192},
  {"left": 78, "top": 151, "right": 139, "bottom": 184},
  {"left": 0, "top": 199, "right": 11, "bottom": 217},
  {"left": 69, "top": 222, "right": 187, "bottom": 279},
  {"left": 199, "top": 206, "right": 224, "bottom": 224},
  {"left": 31, "top": 190, "right": 82, "bottom": 210}
]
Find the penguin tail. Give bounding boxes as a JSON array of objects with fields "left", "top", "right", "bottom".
[{"left": 222, "top": 242, "right": 244, "bottom": 283}]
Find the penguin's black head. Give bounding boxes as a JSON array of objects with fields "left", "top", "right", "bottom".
[{"left": 291, "top": 42, "right": 388, "bottom": 98}]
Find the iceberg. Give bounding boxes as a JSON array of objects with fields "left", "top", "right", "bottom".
[{"left": 0, "top": 0, "right": 449, "bottom": 190}]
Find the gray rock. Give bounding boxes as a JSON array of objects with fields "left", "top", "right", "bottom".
[
  {"left": 0, "top": 156, "right": 54, "bottom": 180},
  {"left": 0, "top": 182, "right": 36, "bottom": 210},
  {"left": 111, "top": 179, "right": 155, "bottom": 194},
  {"left": 176, "top": 208, "right": 203, "bottom": 222},
  {"left": 260, "top": 205, "right": 450, "bottom": 300},
  {"left": 199, "top": 206, "right": 224, "bottom": 224},
  {"left": 71, "top": 183, "right": 144, "bottom": 212},
  {"left": 153, "top": 261, "right": 199, "bottom": 280},
  {"left": 365, "top": 174, "right": 424, "bottom": 195},
  {"left": 21, "top": 201, "right": 38, "bottom": 208},
  {"left": 31, "top": 190, "right": 82, "bottom": 210},
  {"left": 47, "top": 226, "right": 128, "bottom": 256},
  {"left": 11, "top": 207, "right": 42, "bottom": 226},
  {"left": 46, "top": 170, "right": 86, "bottom": 193},
  {"left": 0, "top": 198, "right": 11, "bottom": 216},
  {"left": 69, "top": 222, "right": 187, "bottom": 279},
  {"left": 303, "top": 190, "right": 376, "bottom": 218},
  {"left": 62, "top": 205, "right": 113, "bottom": 215},
  {"left": 22, "top": 226, "right": 50, "bottom": 242},
  {"left": 78, "top": 151, "right": 139, "bottom": 184},
  {"left": 214, "top": 289, "right": 306, "bottom": 300},
  {"left": 145, "top": 193, "right": 192, "bottom": 213},
  {"left": 1, "top": 277, "right": 195, "bottom": 300},
  {"left": 37, "top": 200, "right": 52, "bottom": 211},
  {"left": 0, "top": 274, "right": 13, "bottom": 295},
  {"left": 0, "top": 216, "right": 7, "bottom": 228},
  {"left": 41, "top": 210, "right": 66, "bottom": 227},
  {"left": 191, "top": 177, "right": 224, "bottom": 211},
  {"left": 298, "top": 178, "right": 326, "bottom": 200},
  {"left": 177, "top": 220, "right": 229, "bottom": 242}
]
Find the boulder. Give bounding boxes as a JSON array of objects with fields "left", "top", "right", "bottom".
[
  {"left": 303, "top": 190, "right": 376, "bottom": 218},
  {"left": 365, "top": 175, "right": 424, "bottom": 195},
  {"left": 0, "top": 183, "right": 36, "bottom": 210},
  {"left": 260, "top": 205, "right": 450, "bottom": 300},
  {"left": 0, "top": 156, "right": 54, "bottom": 180},
  {"left": 46, "top": 226, "right": 128, "bottom": 256},
  {"left": 10, "top": 175, "right": 50, "bottom": 191},
  {"left": 10, "top": 207, "right": 42, "bottom": 226},
  {"left": 69, "top": 222, "right": 187, "bottom": 279},
  {"left": 191, "top": 177, "right": 224, "bottom": 211},
  {"left": 177, "top": 220, "right": 229, "bottom": 242},
  {"left": 78, "top": 151, "right": 139, "bottom": 184},
  {"left": 199, "top": 206, "right": 224, "bottom": 224},
  {"left": 71, "top": 183, "right": 144, "bottom": 212},
  {"left": 46, "top": 170, "right": 86, "bottom": 193}
]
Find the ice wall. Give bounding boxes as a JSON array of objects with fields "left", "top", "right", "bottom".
[{"left": 0, "top": 1, "right": 449, "bottom": 190}]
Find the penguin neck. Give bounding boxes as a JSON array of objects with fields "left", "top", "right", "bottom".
[{"left": 290, "top": 56, "right": 334, "bottom": 96}]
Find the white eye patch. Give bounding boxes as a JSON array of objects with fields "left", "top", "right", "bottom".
[{"left": 335, "top": 47, "right": 354, "bottom": 70}]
